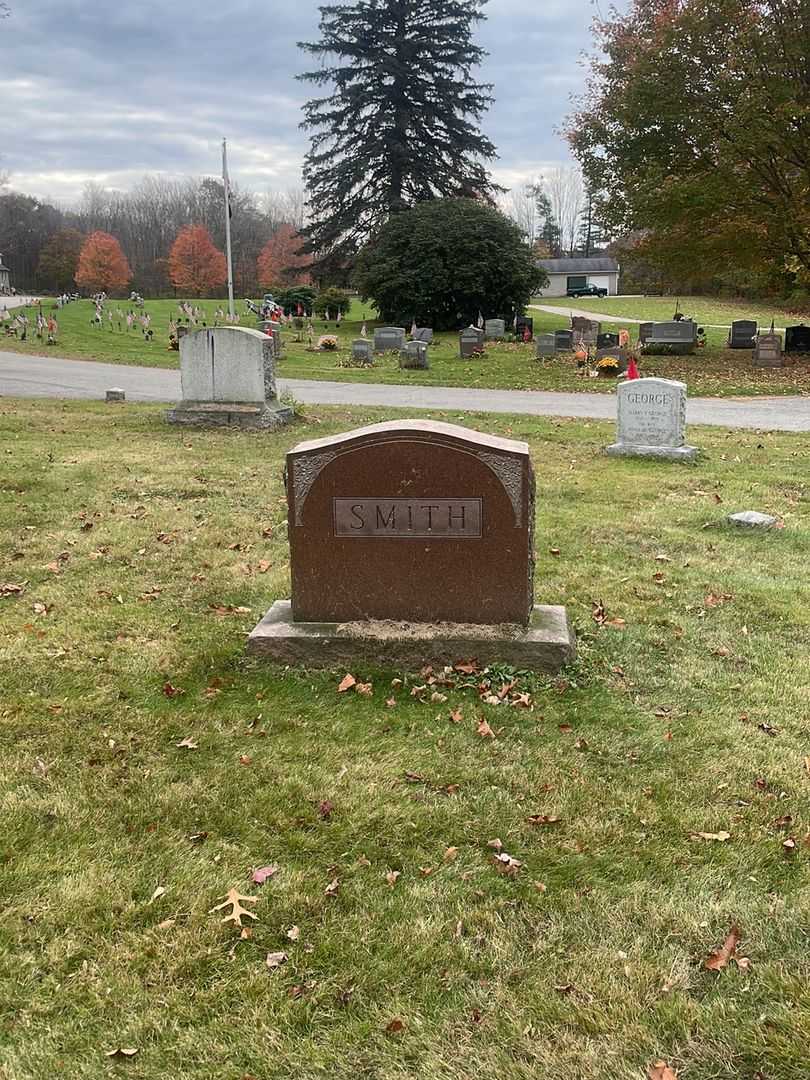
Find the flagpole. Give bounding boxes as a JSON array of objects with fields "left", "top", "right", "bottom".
[{"left": 222, "top": 137, "right": 235, "bottom": 319}]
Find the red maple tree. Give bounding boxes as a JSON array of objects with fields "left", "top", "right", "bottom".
[
  {"left": 75, "top": 231, "right": 132, "bottom": 293},
  {"left": 168, "top": 225, "right": 227, "bottom": 296},
  {"left": 256, "top": 225, "right": 312, "bottom": 288}
]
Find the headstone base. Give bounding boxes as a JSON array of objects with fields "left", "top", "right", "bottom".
[
  {"left": 606, "top": 442, "right": 699, "bottom": 462},
  {"left": 727, "top": 510, "right": 779, "bottom": 528},
  {"left": 166, "top": 401, "right": 293, "bottom": 430},
  {"left": 247, "top": 600, "right": 575, "bottom": 674}
]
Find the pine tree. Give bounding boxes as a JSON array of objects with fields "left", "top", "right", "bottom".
[{"left": 298, "top": 0, "right": 498, "bottom": 273}]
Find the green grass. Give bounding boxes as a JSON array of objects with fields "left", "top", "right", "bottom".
[
  {"left": 4, "top": 296, "right": 810, "bottom": 397},
  {"left": 1, "top": 399, "right": 809, "bottom": 1079},
  {"left": 539, "top": 294, "right": 800, "bottom": 330}
]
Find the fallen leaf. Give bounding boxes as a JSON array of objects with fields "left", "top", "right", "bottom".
[
  {"left": 251, "top": 865, "right": 279, "bottom": 885},
  {"left": 257, "top": 560, "right": 272, "bottom": 573},
  {"left": 443, "top": 846, "right": 459, "bottom": 862},
  {"left": 325, "top": 877, "right": 340, "bottom": 897},
  {"left": 534, "top": 881, "right": 547, "bottom": 893},
  {"left": 783, "top": 837, "right": 797, "bottom": 853},
  {"left": 704, "top": 592, "right": 733, "bottom": 608},
  {"left": 176, "top": 735, "right": 198, "bottom": 749},
  {"left": 239, "top": 754, "right": 252, "bottom": 766},
  {"left": 487, "top": 837, "right": 503, "bottom": 851},
  {"left": 430, "top": 691, "right": 447, "bottom": 703},
  {"left": 549, "top": 547, "right": 560, "bottom": 556},
  {"left": 355, "top": 682, "right": 372, "bottom": 696},
  {"left": 266, "top": 951, "right": 288, "bottom": 969},
  {"left": 605, "top": 617, "right": 627, "bottom": 629},
  {"left": 449, "top": 707, "right": 463, "bottom": 723},
  {"left": 147, "top": 886, "right": 166, "bottom": 904},
  {"left": 454, "top": 660, "right": 478, "bottom": 675},
  {"left": 385, "top": 1018, "right": 406, "bottom": 1035},
  {"left": 157, "top": 917, "right": 175, "bottom": 930},
  {"left": 105, "top": 1048, "right": 139, "bottom": 1059},
  {"left": 318, "top": 799, "right": 334, "bottom": 820},
  {"left": 0, "top": 582, "right": 26, "bottom": 597},
  {"left": 527, "top": 814, "right": 561, "bottom": 827},
  {"left": 209, "top": 888, "right": 259, "bottom": 927},
  {"left": 337, "top": 674, "right": 356, "bottom": 693},
  {"left": 692, "top": 831, "right": 731, "bottom": 842},
  {"left": 385, "top": 697, "right": 397, "bottom": 708},
  {"left": 704, "top": 925, "right": 741, "bottom": 970},
  {"left": 804, "top": 756, "right": 810, "bottom": 776},
  {"left": 558, "top": 723, "right": 573, "bottom": 734},
  {"left": 493, "top": 852, "right": 522, "bottom": 876},
  {"left": 648, "top": 1063, "right": 678, "bottom": 1080},
  {"left": 385, "top": 870, "right": 401, "bottom": 888},
  {"left": 554, "top": 983, "right": 575, "bottom": 994},
  {"left": 476, "top": 718, "right": 495, "bottom": 739},
  {"left": 286, "top": 925, "right": 300, "bottom": 941},
  {"left": 162, "top": 682, "right": 185, "bottom": 698}
]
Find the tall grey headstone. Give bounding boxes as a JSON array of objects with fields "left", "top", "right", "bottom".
[
  {"left": 554, "top": 329, "right": 574, "bottom": 351},
  {"left": 459, "top": 327, "right": 484, "bottom": 358},
  {"left": 399, "top": 340, "right": 429, "bottom": 369},
  {"left": 484, "top": 318, "right": 506, "bottom": 340},
  {"left": 753, "top": 332, "right": 783, "bottom": 368},
  {"left": 412, "top": 327, "right": 433, "bottom": 343},
  {"left": 352, "top": 338, "right": 373, "bottom": 365},
  {"left": 606, "top": 377, "right": 698, "bottom": 461},
  {"left": 167, "top": 326, "right": 292, "bottom": 429},
  {"left": 374, "top": 326, "right": 406, "bottom": 353},
  {"left": 535, "top": 333, "right": 556, "bottom": 358}
]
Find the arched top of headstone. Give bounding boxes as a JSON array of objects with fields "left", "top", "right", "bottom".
[{"left": 290, "top": 419, "right": 529, "bottom": 459}]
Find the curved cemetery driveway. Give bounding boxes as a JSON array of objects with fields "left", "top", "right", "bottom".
[{"left": 0, "top": 350, "right": 808, "bottom": 432}]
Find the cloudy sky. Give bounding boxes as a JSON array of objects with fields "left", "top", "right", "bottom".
[{"left": 1, "top": 0, "right": 611, "bottom": 207}]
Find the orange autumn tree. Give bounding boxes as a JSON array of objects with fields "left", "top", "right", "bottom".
[
  {"left": 256, "top": 224, "right": 312, "bottom": 288},
  {"left": 168, "top": 225, "right": 227, "bottom": 296},
  {"left": 75, "top": 231, "right": 132, "bottom": 293}
]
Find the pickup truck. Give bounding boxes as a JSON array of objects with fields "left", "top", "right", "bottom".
[{"left": 566, "top": 284, "right": 608, "bottom": 298}]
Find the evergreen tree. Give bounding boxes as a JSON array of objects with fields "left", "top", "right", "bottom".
[
  {"left": 530, "top": 184, "right": 561, "bottom": 257},
  {"left": 298, "top": 0, "right": 498, "bottom": 274}
]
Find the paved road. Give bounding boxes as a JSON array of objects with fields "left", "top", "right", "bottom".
[
  {"left": 530, "top": 302, "right": 785, "bottom": 332},
  {"left": 1, "top": 351, "right": 808, "bottom": 431}
]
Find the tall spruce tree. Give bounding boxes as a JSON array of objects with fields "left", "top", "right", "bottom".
[{"left": 298, "top": 0, "right": 498, "bottom": 273}]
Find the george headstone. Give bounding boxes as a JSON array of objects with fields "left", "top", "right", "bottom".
[
  {"left": 606, "top": 377, "right": 698, "bottom": 461},
  {"left": 554, "top": 329, "right": 574, "bottom": 351},
  {"left": 597, "top": 331, "right": 620, "bottom": 349},
  {"left": 727, "top": 510, "right": 779, "bottom": 528},
  {"left": 459, "top": 327, "right": 485, "bottom": 358},
  {"left": 247, "top": 420, "right": 575, "bottom": 672},
  {"left": 166, "top": 326, "right": 293, "bottom": 429},
  {"left": 412, "top": 327, "right": 433, "bottom": 343},
  {"left": 105, "top": 388, "right": 125, "bottom": 403},
  {"left": 399, "top": 340, "right": 429, "bottom": 369},
  {"left": 535, "top": 333, "right": 557, "bottom": 358},
  {"left": 374, "top": 326, "right": 406, "bottom": 353},
  {"left": 352, "top": 338, "right": 374, "bottom": 365},
  {"left": 728, "top": 320, "right": 757, "bottom": 348},
  {"left": 753, "top": 332, "right": 783, "bottom": 368},
  {"left": 484, "top": 318, "right": 506, "bottom": 341},
  {"left": 785, "top": 324, "right": 810, "bottom": 353}
]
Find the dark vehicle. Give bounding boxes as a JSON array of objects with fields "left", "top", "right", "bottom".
[{"left": 566, "top": 283, "right": 608, "bottom": 298}]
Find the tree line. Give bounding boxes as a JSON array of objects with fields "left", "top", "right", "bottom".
[{"left": 0, "top": 175, "right": 307, "bottom": 295}]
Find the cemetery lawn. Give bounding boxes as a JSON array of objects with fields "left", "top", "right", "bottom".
[
  {"left": 2, "top": 398, "right": 809, "bottom": 1080},
  {"left": 4, "top": 297, "right": 810, "bottom": 397}
]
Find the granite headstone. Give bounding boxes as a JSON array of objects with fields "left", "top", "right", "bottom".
[
  {"left": 374, "top": 326, "right": 406, "bottom": 353},
  {"left": 606, "top": 377, "right": 698, "bottom": 461}
]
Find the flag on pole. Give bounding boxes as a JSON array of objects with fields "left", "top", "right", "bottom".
[
  {"left": 360, "top": 322, "right": 367, "bottom": 338},
  {"left": 221, "top": 138, "right": 235, "bottom": 319},
  {"left": 476, "top": 311, "right": 484, "bottom": 329},
  {"left": 337, "top": 309, "right": 342, "bottom": 324},
  {"left": 410, "top": 319, "right": 417, "bottom": 336}
]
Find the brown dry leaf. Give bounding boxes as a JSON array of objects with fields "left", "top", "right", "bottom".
[
  {"left": 209, "top": 888, "right": 259, "bottom": 927},
  {"left": 704, "top": 925, "right": 741, "bottom": 970},
  {"left": 257, "top": 560, "right": 272, "bottom": 573},
  {"left": 449, "top": 707, "right": 463, "bottom": 723},
  {"left": 337, "top": 673, "right": 356, "bottom": 693},
  {"left": 534, "top": 881, "right": 547, "bottom": 893},
  {"left": 487, "top": 837, "right": 503, "bottom": 851},
  {"left": 105, "top": 1048, "right": 139, "bottom": 1059},
  {"left": 783, "top": 837, "right": 797, "bottom": 853},
  {"left": 443, "top": 846, "right": 459, "bottom": 863},
  {"left": 157, "top": 917, "right": 176, "bottom": 930},
  {"left": 239, "top": 754, "right": 252, "bottom": 766},
  {"left": 549, "top": 547, "right": 561, "bottom": 556},
  {"left": 286, "top": 925, "right": 300, "bottom": 941},
  {"left": 704, "top": 592, "right": 733, "bottom": 608},
  {"left": 477, "top": 718, "right": 495, "bottom": 739},
  {"left": 318, "top": 799, "right": 334, "bottom": 820},
  {"left": 692, "top": 831, "right": 731, "bottom": 843},
  {"left": 325, "top": 877, "right": 340, "bottom": 898},
  {"left": 251, "top": 865, "right": 279, "bottom": 885},
  {"left": 176, "top": 735, "right": 198, "bottom": 749},
  {"left": 385, "top": 697, "right": 397, "bottom": 708},
  {"left": 605, "top": 617, "right": 627, "bottom": 629},
  {"left": 511, "top": 692, "right": 532, "bottom": 708},
  {"left": 385, "top": 1018, "right": 406, "bottom": 1036},
  {"left": 648, "top": 1063, "right": 678, "bottom": 1080},
  {"left": 493, "top": 852, "right": 522, "bottom": 876},
  {"left": 527, "top": 814, "right": 561, "bottom": 827},
  {"left": 385, "top": 870, "right": 401, "bottom": 888},
  {"left": 355, "top": 682, "right": 373, "bottom": 696},
  {"left": 430, "top": 691, "right": 448, "bottom": 703},
  {"left": 266, "top": 951, "right": 288, "bottom": 969},
  {"left": 1, "top": 582, "right": 26, "bottom": 597},
  {"left": 591, "top": 600, "right": 607, "bottom": 625},
  {"left": 162, "top": 682, "right": 185, "bottom": 698},
  {"left": 454, "top": 660, "right": 478, "bottom": 675}
]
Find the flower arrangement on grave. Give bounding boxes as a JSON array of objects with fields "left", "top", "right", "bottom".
[
  {"left": 318, "top": 334, "right": 339, "bottom": 351},
  {"left": 595, "top": 354, "right": 620, "bottom": 376}
]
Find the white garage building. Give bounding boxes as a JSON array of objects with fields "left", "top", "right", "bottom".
[{"left": 536, "top": 257, "right": 620, "bottom": 298}]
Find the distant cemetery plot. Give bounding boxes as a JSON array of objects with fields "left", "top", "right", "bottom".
[
  {"left": 374, "top": 326, "right": 406, "bottom": 353},
  {"left": 642, "top": 320, "right": 698, "bottom": 355},
  {"left": 728, "top": 319, "right": 757, "bottom": 349},
  {"left": 785, "top": 324, "right": 810, "bottom": 353},
  {"left": 607, "top": 377, "right": 699, "bottom": 461},
  {"left": 248, "top": 419, "right": 575, "bottom": 672},
  {"left": 753, "top": 331, "right": 783, "bottom": 368},
  {"left": 459, "top": 326, "right": 484, "bottom": 357},
  {"left": 166, "top": 326, "right": 292, "bottom": 429}
]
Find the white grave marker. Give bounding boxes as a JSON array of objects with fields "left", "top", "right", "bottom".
[{"left": 606, "top": 377, "right": 698, "bottom": 461}]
